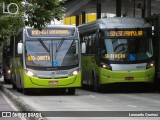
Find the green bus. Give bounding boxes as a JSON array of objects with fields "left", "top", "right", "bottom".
[
  {"left": 10, "top": 25, "right": 81, "bottom": 94},
  {"left": 78, "top": 17, "right": 155, "bottom": 91}
]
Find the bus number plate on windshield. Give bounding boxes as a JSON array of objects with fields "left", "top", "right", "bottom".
[
  {"left": 125, "top": 77, "right": 134, "bottom": 80},
  {"left": 49, "top": 81, "right": 58, "bottom": 85}
]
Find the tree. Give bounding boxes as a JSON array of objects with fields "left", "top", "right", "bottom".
[{"left": 0, "top": 0, "right": 64, "bottom": 44}]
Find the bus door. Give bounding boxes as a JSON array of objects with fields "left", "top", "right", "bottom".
[
  {"left": 81, "top": 36, "right": 91, "bottom": 85},
  {"left": 81, "top": 34, "right": 95, "bottom": 85}
]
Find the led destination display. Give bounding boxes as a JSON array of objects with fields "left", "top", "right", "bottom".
[
  {"left": 109, "top": 30, "right": 143, "bottom": 37},
  {"left": 27, "top": 28, "right": 75, "bottom": 37},
  {"left": 27, "top": 56, "right": 50, "bottom": 61}
]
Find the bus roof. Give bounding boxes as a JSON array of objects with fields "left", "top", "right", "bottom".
[{"left": 78, "top": 17, "right": 151, "bottom": 33}]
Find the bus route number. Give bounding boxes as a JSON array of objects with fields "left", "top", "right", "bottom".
[
  {"left": 104, "top": 54, "right": 126, "bottom": 59},
  {"left": 109, "top": 30, "right": 143, "bottom": 37},
  {"left": 27, "top": 56, "right": 50, "bottom": 61}
]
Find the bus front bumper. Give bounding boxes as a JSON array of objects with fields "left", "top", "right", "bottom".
[
  {"left": 23, "top": 72, "right": 81, "bottom": 88},
  {"left": 100, "top": 67, "right": 155, "bottom": 84}
]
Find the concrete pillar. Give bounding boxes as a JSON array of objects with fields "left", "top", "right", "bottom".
[
  {"left": 116, "top": 0, "right": 121, "bottom": 17},
  {"left": 81, "top": 12, "right": 86, "bottom": 24},
  {"left": 96, "top": 3, "right": 101, "bottom": 19},
  {"left": 144, "top": 0, "right": 151, "bottom": 17},
  {"left": 142, "top": 8, "right": 145, "bottom": 18},
  {"left": 76, "top": 15, "right": 79, "bottom": 26},
  {"left": 133, "top": 0, "right": 135, "bottom": 17}
]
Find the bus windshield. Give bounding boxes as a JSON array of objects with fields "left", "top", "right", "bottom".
[
  {"left": 101, "top": 38, "right": 153, "bottom": 61},
  {"left": 25, "top": 39, "right": 78, "bottom": 67}
]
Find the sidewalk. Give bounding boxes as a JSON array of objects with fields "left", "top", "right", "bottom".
[{"left": 0, "top": 77, "right": 21, "bottom": 120}]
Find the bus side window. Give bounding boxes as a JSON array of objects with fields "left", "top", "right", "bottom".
[
  {"left": 86, "top": 36, "right": 90, "bottom": 54},
  {"left": 80, "top": 34, "right": 84, "bottom": 43},
  {"left": 88, "top": 36, "right": 92, "bottom": 54},
  {"left": 15, "top": 32, "right": 23, "bottom": 57},
  {"left": 91, "top": 34, "right": 96, "bottom": 54},
  {"left": 100, "top": 34, "right": 107, "bottom": 56},
  {"left": 99, "top": 32, "right": 106, "bottom": 56},
  {"left": 82, "top": 32, "right": 96, "bottom": 55},
  {"left": 95, "top": 30, "right": 100, "bottom": 47}
]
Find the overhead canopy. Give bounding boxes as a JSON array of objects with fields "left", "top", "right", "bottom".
[{"left": 62, "top": 0, "right": 160, "bottom": 17}]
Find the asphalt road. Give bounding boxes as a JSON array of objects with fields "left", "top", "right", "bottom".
[{"left": 1, "top": 77, "right": 160, "bottom": 120}]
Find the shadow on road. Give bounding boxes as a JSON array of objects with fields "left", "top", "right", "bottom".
[
  {"left": 20, "top": 88, "right": 77, "bottom": 96},
  {"left": 81, "top": 83, "right": 158, "bottom": 94}
]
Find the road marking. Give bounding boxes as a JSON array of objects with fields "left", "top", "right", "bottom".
[
  {"left": 105, "top": 99, "right": 113, "bottom": 101},
  {"left": 127, "top": 105, "right": 137, "bottom": 108}
]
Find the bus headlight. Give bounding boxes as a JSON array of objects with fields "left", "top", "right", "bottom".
[
  {"left": 25, "top": 70, "right": 37, "bottom": 77},
  {"left": 146, "top": 61, "right": 155, "bottom": 69},
  {"left": 72, "top": 71, "right": 78, "bottom": 75},
  {"left": 70, "top": 70, "right": 79, "bottom": 76},
  {"left": 101, "top": 62, "right": 112, "bottom": 70},
  {"left": 7, "top": 70, "right": 11, "bottom": 74}
]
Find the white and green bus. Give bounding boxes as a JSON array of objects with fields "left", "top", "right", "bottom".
[
  {"left": 79, "top": 17, "right": 155, "bottom": 91},
  {"left": 10, "top": 25, "right": 81, "bottom": 94}
]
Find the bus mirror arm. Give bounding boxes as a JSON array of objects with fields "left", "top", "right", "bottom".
[
  {"left": 17, "top": 43, "right": 23, "bottom": 54},
  {"left": 76, "top": 41, "right": 78, "bottom": 54},
  {"left": 81, "top": 43, "right": 86, "bottom": 54}
]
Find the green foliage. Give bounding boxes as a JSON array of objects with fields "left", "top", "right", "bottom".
[
  {"left": 0, "top": 0, "right": 65, "bottom": 45},
  {"left": 25, "top": 0, "right": 64, "bottom": 29}
]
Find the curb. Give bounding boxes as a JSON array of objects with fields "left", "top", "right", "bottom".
[{"left": 0, "top": 84, "right": 46, "bottom": 120}]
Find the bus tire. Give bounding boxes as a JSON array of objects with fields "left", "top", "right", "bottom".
[
  {"left": 23, "top": 89, "right": 31, "bottom": 95},
  {"left": 17, "top": 78, "right": 22, "bottom": 92},
  {"left": 12, "top": 83, "right": 17, "bottom": 89},
  {"left": 93, "top": 74, "right": 100, "bottom": 92},
  {"left": 17, "top": 87, "right": 22, "bottom": 93},
  {"left": 4, "top": 78, "right": 10, "bottom": 84},
  {"left": 11, "top": 74, "right": 16, "bottom": 89},
  {"left": 67, "top": 88, "right": 75, "bottom": 95}
]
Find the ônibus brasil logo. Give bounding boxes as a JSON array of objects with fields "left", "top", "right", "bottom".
[{"left": 3, "top": 2, "right": 19, "bottom": 14}]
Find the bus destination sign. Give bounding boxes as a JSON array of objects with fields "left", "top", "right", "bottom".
[
  {"left": 27, "top": 28, "right": 75, "bottom": 37},
  {"left": 32, "top": 30, "right": 70, "bottom": 35},
  {"left": 109, "top": 30, "right": 143, "bottom": 37}
]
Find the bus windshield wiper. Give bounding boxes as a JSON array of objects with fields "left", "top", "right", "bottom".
[
  {"left": 55, "top": 39, "right": 64, "bottom": 59},
  {"left": 38, "top": 38, "right": 50, "bottom": 53}
]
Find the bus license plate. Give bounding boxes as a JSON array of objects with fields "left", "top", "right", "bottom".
[
  {"left": 49, "top": 81, "right": 58, "bottom": 85},
  {"left": 125, "top": 77, "right": 134, "bottom": 80},
  {"left": 56, "top": 70, "right": 68, "bottom": 75}
]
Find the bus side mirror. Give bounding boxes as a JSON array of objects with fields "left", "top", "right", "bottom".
[
  {"left": 81, "top": 43, "right": 86, "bottom": 54},
  {"left": 17, "top": 43, "right": 23, "bottom": 54}
]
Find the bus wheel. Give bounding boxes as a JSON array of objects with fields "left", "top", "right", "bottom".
[
  {"left": 12, "top": 83, "right": 17, "bottom": 89},
  {"left": 17, "top": 88, "right": 22, "bottom": 93},
  {"left": 67, "top": 88, "right": 75, "bottom": 95},
  {"left": 4, "top": 79, "right": 8, "bottom": 83},
  {"left": 12, "top": 74, "right": 16, "bottom": 89},
  {"left": 23, "top": 89, "right": 31, "bottom": 95},
  {"left": 93, "top": 75, "right": 100, "bottom": 92},
  {"left": 4, "top": 78, "right": 11, "bottom": 84}
]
